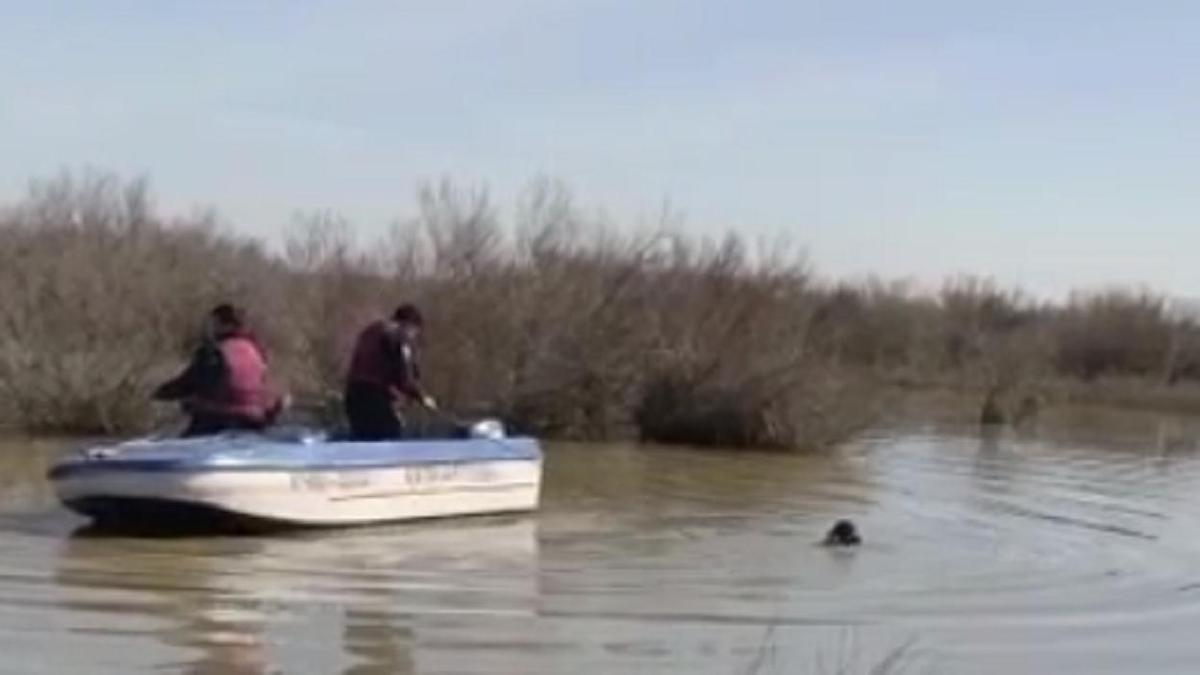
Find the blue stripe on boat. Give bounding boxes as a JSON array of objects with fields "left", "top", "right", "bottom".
[{"left": 48, "top": 434, "right": 541, "bottom": 480}]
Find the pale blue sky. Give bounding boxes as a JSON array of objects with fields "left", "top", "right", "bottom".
[{"left": 2, "top": 1, "right": 1199, "bottom": 298}]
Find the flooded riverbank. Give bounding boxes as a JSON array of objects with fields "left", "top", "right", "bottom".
[{"left": 4, "top": 410, "right": 1200, "bottom": 673}]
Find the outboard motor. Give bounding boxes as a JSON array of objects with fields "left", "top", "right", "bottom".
[{"left": 467, "top": 419, "right": 506, "bottom": 440}]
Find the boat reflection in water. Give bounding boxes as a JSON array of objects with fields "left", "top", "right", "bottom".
[{"left": 54, "top": 517, "right": 538, "bottom": 674}]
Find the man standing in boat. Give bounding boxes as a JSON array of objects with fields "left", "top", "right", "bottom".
[
  {"left": 154, "top": 304, "right": 284, "bottom": 437},
  {"left": 344, "top": 303, "right": 437, "bottom": 440}
]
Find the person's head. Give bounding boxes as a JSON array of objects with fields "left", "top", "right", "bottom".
[
  {"left": 824, "top": 519, "right": 861, "bottom": 547},
  {"left": 207, "top": 303, "right": 245, "bottom": 340},
  {"left": 389, "top": 303, "right": 424, "bottom": 342}
]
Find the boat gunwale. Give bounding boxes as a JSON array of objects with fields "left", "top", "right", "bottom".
[
  {"left": 47, "top": 436, "right": 542, "bottom": 481},
  {"left": 48, "top": 454, "right": 541, "bottom": 480}
]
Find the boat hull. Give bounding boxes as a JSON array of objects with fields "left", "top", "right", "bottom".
[{"left": 49, "top": 434, "right": 542, "bottom": 531}]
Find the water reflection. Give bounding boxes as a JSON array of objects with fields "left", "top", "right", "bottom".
[
  {"left": 0, "top": 437, "right": 61, "bottom": 513},
  {"left": 53, "top": 519, "right": 537, "bottom": 674},
  {"left": 55, "top": 533, "right": 271, "bottom": 674},
  {"left": 343, "top": 605, "right": 414, "bottom": 675}
]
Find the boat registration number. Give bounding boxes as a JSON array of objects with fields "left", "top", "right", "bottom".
[
  {"left": 288, "top": 464, "right": 497, "bottom": 493},
  {"left": 289, "top": 472, "right": 372, "bottom": 492}
]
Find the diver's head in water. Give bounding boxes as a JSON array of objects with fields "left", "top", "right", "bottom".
[{"left": 823, "top": 519, "right": 861, "bottom": 547}]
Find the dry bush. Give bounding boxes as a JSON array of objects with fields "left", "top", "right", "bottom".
[
  {"left": 0, "top": 171, "right": 278, "bottom": 432},
  {"left": 632, "top": 236, "right": 876, "bottom": 449},
  {"left": 259, "top": 178, "right": 875, "bottom": 448},
  {"left": 808, "top": 280, "right": 940, "bottom": 374},
  {"left": 6, "top": 169, "right": 1197, "bottom": 443},
  {"left": 938, "top": 277, "right": 1051, "bottom": 397},
  {"left": 403, "top": 179, "right": 663, "bottom": 439},
  {"left": 1055, "top": 289, "right": 1174, "bottom": 380},
  {"left": 938, "top": 276, "right": 1033, "bottom": 368},
  {"left": 280, "top": 211, "right": 389, "bottom": 421},
  {"left": 636, "top": 364, "right": 879, "bottom": 450}
]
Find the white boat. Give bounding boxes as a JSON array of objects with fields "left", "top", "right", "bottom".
[{"left": 47, "top": 427, "right": 542, "bottom": 532}]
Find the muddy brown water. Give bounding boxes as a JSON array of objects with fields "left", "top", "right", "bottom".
[{"left": 4, "top": 410, "right": 1200, "bottom": 674}]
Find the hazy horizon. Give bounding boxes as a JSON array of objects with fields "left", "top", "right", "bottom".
[{"left": 3, "top": 1, "right": 1199, "bottom": 300}]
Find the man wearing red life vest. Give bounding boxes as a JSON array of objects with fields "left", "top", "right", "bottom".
[
  {"left": 343, "top": 303, "right": 437, "bottom": 440},
  {"left": 154, "top": 304, "right": 283, "bottom": 437}
]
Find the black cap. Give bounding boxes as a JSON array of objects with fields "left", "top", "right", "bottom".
[
  {"left": 392, "top": 303, "right": 424, "bottom": 326},
  {"left": 210, "top": 303, "right": 245, "bottom": 328}
]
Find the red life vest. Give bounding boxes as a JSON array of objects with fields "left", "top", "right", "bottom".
[{"left": 210, "top": 335, "right": 271, "bottom": 420}]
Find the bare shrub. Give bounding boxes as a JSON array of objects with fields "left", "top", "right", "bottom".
[
  {"left": 808, "top": 280, "right": 939, "bottom": 374},
  {"left": 1055, "top": 289, "right": 1174, "bottom": 380},
  {"left": 630, "top": 235, "right": 877, "bottom": 449},
  {"left": 280, "top": 211, "right": 387, "bottom": 421},
  {"left": 0, "top": 171, "right": 277, "bottom": 432},
  {"left": 408, "top": 180, "right": 662, "bottom": 439},
  {"left": 5, "top": 169, "right": 1196, "bottom": 443}
]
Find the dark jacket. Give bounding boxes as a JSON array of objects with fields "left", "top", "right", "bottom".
[
  {"left": 154, "top": 341, "right": 224, "bottom": 402},
  {"left": 345, "top": 321, "right": 425, "bottom": 402},
  {"left": 155, "top": 331, "right": 276, "bottom": 422}
]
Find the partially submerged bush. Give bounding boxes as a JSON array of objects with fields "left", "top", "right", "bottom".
[
  {"left": 636, "top": 366, "right": 879, "bottom": 450},
  {"left": 636, "top": 372, "right": 795, "bottom": 448}
]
